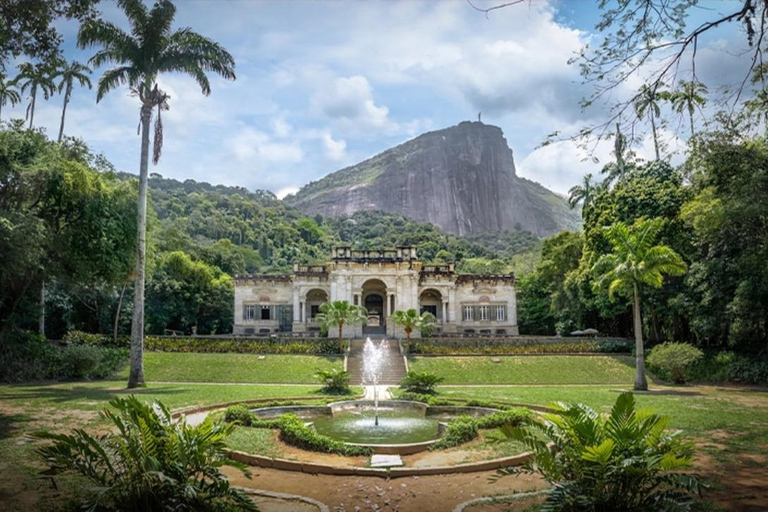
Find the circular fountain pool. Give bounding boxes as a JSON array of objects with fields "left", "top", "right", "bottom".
[{"left": 311, "top": 407, "right": 442, "bottom": 445}]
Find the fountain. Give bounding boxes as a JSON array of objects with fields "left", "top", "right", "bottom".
[{"left": 362, "top": 337, "right": 386, "bottom": 426}]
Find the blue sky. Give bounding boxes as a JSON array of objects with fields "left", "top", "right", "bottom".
[{"left": 4, "top": 0, "right": 752, "bottom": 197}]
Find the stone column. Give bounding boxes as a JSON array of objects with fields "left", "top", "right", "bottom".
[
  {"left": 292, "top": 289, "right": 301, "bottom": 322},
  {"left": 442, "top": 300, "right": 449, "bottom": 324}
]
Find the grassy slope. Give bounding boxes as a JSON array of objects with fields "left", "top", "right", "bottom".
[
  {"left": 439, "top": 385, "right": 768, "bottom": 463},
  {"left": 408, "top": 355, "right": 644, "bottom": 384},
  {"left": 115, "top": 353, "right": 343, "bottom": 383}
]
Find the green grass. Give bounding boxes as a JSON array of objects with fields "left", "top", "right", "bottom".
[
  {"left": 227, "top": 426, "right": 286, "bottom": 458},
  {"left": 115, "top": 352, "right": 343, "bottom": 383},
  {"left": 439, "top": 385, "right": 768, "bottom": 462},
  {"left": 408, "top": 355, "right": 644, "bottom": 384}
]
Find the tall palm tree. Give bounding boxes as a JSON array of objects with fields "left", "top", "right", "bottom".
[
  {"left": 601, "top": 122, "right": 633, "bottom": 187},
  {"left": 15, "top": 61, "right": 57, "bottom": 129},
  {"left": 0, "top": 74, "right": 21, "bottom": 121},
  {"left": 56, "top": 60, "right": 92, "bottom": 142},
  {"left": 634, "top": 84, "right": 666, "bottom": 160},
  {"left": 78, "top": 0, "right": 235, "bottom": 388},
  {"left": 316, "top": 300, "right": 368, "bottom": 352},
  {"left": 567, "top": 173, "right": 595, "bottom": 216},
  {"left": 392, "top": 309, "right": 436, "bottom": 341},
  {"left": 592, "top": 218, "right": 687, "bottom": 390},
  {"left": 668, "top": 80, "right": 707, "bottom": 139}
]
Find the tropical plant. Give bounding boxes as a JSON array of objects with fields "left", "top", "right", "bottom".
[
  {"left": 15, "top": 61, "right": 58, "bottom": 129},
  {"left": 33, "top": 396, "right": 257, "bottom": 511},
  {"left": 592, "top": 218, "right": 687, "bottom": 390},
  {"left": 667, "top": 80, "right": 707, "bottom": 139},
  {"left": 399, "top": 370, "right": 444, "bottom": 394},
  {"left": 55, "top": 59, "right": 92, "bottom": 142},
  {"left": 647, "top": 342, "right": 704, "bottom": 384},
  {"left": 78, "top": 0, "right": 236, "bottom": 388},
  {"left": 495, "top": 392, "right": 701, "bottom": 511},
  {"left": 315, "top": 300, "right": 367, "bottom": 352},
  {"left": 391, "top": 308, "right": 436, "bottom": 341},
  {"left": 315, "top": 368, "right": 351, "bottom": 394},
  {"left": 0, "top": 74, "right": 21, "bottom": 120},
  {"left": 634, "top": 84, "right": 667, "bottom": 160},
  {"left": 567, "top": 173, "right": 596, "bottom": 215},
  {"left": 600, "top": 122, "right": 634, "bottom": 187}
]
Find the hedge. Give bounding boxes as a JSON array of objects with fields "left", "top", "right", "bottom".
[
  {"left": 223, "top": 406, "right": 373, "bottom": 456},
  {"left": 64, "top": 330, "right": 341, "bottom": 355},
  {"left": 406, "top": 338, "right": 632, "bottom": 355}
]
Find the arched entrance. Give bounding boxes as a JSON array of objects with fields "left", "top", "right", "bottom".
[
  {"left": 419, "top": 289, "right": 443, "bottom": 321},
  {"left": 362, "top": 279, "right": 387, "bottom": 335},
  {"left": 305, "top": 288, "right": 328, "bottom": 325}
]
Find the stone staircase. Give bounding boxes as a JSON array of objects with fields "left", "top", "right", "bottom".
[{"left": 347, "top": 339, "right": 408, "bottom": 385}]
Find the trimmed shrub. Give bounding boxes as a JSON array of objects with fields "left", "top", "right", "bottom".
[
  {"left": 475, "top": 408, "right": 531, "bottom": 430},
  {"left": 647, "top": 342, "right": 704, "bottom": 383},
  {"left": 399, "top": 371, "right": 444, "bottom": 394},
  {"left": 315, "top": 368, "right": 351, "bottom": 394},
  {"left": 224, "top": 404, "right": 255, "bottom": 426},
  {"left": 145, "top": 336, "right": 340, "bottom": 355},
  {"left": 430, "top": 416, "right": 478, "bottom": 450},
  {"left": 61, "top": 344, "right": 102, "bottom": 379},
  {"left": 64, "top": 330, "right": 128, "bottom": 348}
]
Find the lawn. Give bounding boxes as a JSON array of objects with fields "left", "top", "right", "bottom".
[
  {"left": 439, "top": 385, "right": 768, "bottom": 463},
  {"left": 115, "top": 352, "right": 343, "bottom": 383},
  {"left": 408, "top": 355, "right": 645, "bottom": 384}
]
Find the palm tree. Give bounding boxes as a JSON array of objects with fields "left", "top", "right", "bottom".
[
  {"left": 567, "top": 173, "right": 595, "bottom": 216},
  {"left": 0, "top": 74, "right": 21, "bottom": 121},
  {"left": 601, "top": 122, "right": 633, "bottom": 187},
  {"left": 668, "top": 80, "right": 707, "bottom": 139},
  {"left": 78, "top": 0, "right": 235, "bottom": 388},
  {"left": 56, "top": 60, "right": 92, "bottom": 142},
  {"left": 15, "top": 61, "right": 57, "bottom": 129},
  {"left": 592, "top": 218, "right": 687, "bottom": 390},
  {"left": 634, "top": 84, "right": 666, "bottom": 160},
  {"left": 392, "top": 309, "right": 436, "bottom": 341},
  {"left": 316, "top": 300, "right": 367, "bottom": 352}
]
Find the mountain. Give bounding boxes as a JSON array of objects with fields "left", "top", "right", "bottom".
[{"left": 285, "top": 121, "right": 580, "bottom": 237}]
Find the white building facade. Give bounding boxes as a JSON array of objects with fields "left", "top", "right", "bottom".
[{"left": 233, "top": 246, "right": 518, "bottom": 338}]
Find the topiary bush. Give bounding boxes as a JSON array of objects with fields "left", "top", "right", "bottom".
[
  {"left": 224, "top": 404, "right": 255, "bottom": 426},
  {"left": 646, "top": 342, "right": 704, "bottom": 383},
  {"left": 399, "top": 371, "right": 444, "bottom": 394},
  {"left": 430, "top": 415, "right": 478, "bottom": 450},
  {"left": 315, "top": 368, "right": 351, "bottom": 394},
  {"left": 394, "top": 391, "right": 453, "bottom": 405},
  {"left": 475, "top": 408, "right": 532, "bottom": 430},
  {"left": 61, "top": 344, "right": 102, "bottom": 379}
]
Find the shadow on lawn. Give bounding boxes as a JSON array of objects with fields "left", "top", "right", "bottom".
[
  {"left": 1, "top": 383, "right": 185, "bottom": 406},
  {"left": 0, "top": 412, "right": 33, "bottom": 440}
]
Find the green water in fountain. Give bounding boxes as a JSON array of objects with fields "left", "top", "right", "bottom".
[{"left": 312, "top": 408, "right": 441, "bottom": 444}]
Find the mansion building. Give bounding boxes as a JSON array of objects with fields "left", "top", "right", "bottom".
[{"left": 233, "top": 246, "right": 518, "bottom": 338}]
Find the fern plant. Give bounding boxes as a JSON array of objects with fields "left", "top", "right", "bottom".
[
  {"left": 33, "top": 396, "right": 257, "bottom": 511},
  {"left": 495, "top": 392, "right": 701, "bottom": 511},
  {"left": 315, "top": 368, "right": 351, "bottom": 394}
]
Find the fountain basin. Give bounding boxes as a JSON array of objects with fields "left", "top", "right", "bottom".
[{"left": 250, "top": 400, "right": 500, "bottom": 454}]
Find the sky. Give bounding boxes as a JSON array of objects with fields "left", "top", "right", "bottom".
[{"left": 4, "top": 0, "right": 753, "bottom": 197}]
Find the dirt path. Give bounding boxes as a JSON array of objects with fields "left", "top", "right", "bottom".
[{"left": 224, "top": 466, "right": 546, "bottom": 512}]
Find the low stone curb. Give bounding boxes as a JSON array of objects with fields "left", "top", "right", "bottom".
[
  {"left": 234, "top": 486, "right": 330, "bottom": 512},
  {"left": 169, "top": 393, "right": 365, "bottom": 419},
  {"left": 452, "top": 490, "right": 551, "bottom": 512},
  {"left": 226, "top": 449, "right": 534, "bottom": 478}
]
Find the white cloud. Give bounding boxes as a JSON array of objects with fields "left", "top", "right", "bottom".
[
  {"left": 310, "top": 75, "right": 395, "bottom": 132},
  {"left": 275, "top": 186, "right": 300, "bottom": 199},
  {"left": 321, "top": 132, "right": 347, "bottom": 161},
  {"left": 228, "top": 127, "right": 304, "bottom": 164}
]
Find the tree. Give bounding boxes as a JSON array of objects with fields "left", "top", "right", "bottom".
[
  {"left": 634, "top": 84, "right": 666, "bottom": 160},
  {"left": 78, "top": 0, "right": 236, "bottom": 388},
  {"left": 15, "top": 61, "right": 57, "bottom": 129},
  {"left": 316, "top": 300, "right": 367, "bottom": 352},
  {"left": 392, "top": 308, "right": 436, "bottom": 341},
  {"left": 0, "top": 75, "right": 21, "bottom": 120},
  {"left": 667, "top": 80, "right": 707, "bottom": 139},
  {"left": 592, "top": 218, "right": 687, "bottom": 390},
  {"left": 567, "top": 173, "right": 596, "bottom": 215},
  {"left": 55, "top": 59, "right": 92, "bottom": 142}
]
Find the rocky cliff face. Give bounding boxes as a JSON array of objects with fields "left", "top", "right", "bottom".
[{"left": 286, "top": 122, "right": 580, "bottom": 237}]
